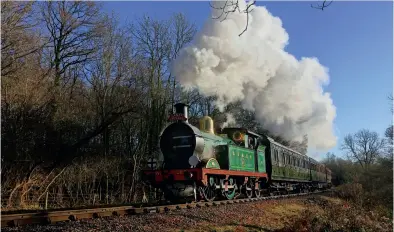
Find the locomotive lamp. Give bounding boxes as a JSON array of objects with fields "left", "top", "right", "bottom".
[{"left": 188, "top": 155, "right": 200, "bottom": 167}]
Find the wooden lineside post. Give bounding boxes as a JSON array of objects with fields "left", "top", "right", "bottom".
[
  {"left": 45, "top": 192, "right": 48, "bottom": 210},
  {"left": 142, "top": 185, "right": 148, "bottom": 203}
]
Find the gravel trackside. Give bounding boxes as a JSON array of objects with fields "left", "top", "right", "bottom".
[{"left": 2, "top": 195, "right": 392, "bottom": 232}]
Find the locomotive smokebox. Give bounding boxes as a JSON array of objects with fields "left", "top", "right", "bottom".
[{"left": 174, "top": 103, "right": 189, "bottom": 123}]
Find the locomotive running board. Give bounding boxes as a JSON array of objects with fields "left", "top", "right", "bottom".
[
  {"left": 201, "top": 168, "right": 268, "bottom": 185},
  {"left": 201, "top": 168, "right": 268, "bottom": 178}
]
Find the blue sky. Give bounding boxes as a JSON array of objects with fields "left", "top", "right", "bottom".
[{"left": 102, "top": 1, "right": 393, "bottom": 159}]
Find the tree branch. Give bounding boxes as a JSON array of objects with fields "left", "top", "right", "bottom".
[
  {"left": 311, "top": 0, "right": 333, "bottom": 11},
  {"left": 209, "top": 0, "right": 256, "bottom": 37}
]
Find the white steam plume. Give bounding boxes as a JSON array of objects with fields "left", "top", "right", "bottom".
[
  {"left": 172, "top": 0, "right": 337, "bottom": 151},
  {"left": 221, "top": 113, "right": 236, "bottom": 128}
]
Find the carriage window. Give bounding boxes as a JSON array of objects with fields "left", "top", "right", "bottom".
[{"left": 272, "top": 149, "right": 276, "bottom": 162}]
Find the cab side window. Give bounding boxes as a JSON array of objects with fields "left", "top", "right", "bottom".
[{"left": 248, "top": 137, "right": 255, "bottom": 150}]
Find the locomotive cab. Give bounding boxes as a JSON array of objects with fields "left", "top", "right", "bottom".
[{"left": 220, "top": 128, "right": 262, "bottom": 152}]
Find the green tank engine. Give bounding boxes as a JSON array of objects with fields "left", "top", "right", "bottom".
[{"left": 142, "top": 103, "right": 331, "bottom": 202}]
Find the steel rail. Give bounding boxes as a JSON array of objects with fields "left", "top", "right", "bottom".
[{"left": 1, "top": 190, "right": 328, "bottom": 228}]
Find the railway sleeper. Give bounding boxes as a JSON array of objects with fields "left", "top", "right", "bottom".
[{"left": 6, "top": 217, "right": 47, "bottom": 227}]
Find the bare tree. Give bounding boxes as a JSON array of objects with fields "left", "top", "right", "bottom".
[
  {"left": 169, "top": 13, "right": 197, "bottom": 110},
  {"left": 341, "top": 129, "right": 386, "bottom": 169},
  {"left": 385, "top": 125, "right": 393, "bottom": 156},
  {"left": 209, "top": 0, "right": 255, "bottom": 36},
  {"left": 209, "top": 0, "right": 333, "bottom": 36},
  {"left": 1, "top": 1, "right": 42, "bottom": 77},
  {"left": 130, "top": 14, "right": 196, "bottom": 158},
  {"left": 41, "top": 1, "right": 104, "bottom": 88}
]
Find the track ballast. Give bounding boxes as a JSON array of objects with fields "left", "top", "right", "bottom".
[{"left": 1, "top": 190, "right": 329, "bottom": 228}]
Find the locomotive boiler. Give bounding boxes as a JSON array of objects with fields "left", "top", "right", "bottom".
[{"left": 159, "top": 103, "right": 229, "bottom": 170}]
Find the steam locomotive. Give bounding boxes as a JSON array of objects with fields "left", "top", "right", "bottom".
[{"left": 142, "top": 103, "right": 332, "bottom": 202}]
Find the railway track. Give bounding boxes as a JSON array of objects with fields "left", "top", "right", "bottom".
[{"left": 1, "top": 190, "right": 328, "bottom": 228}]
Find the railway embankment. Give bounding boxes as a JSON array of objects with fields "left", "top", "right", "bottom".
[{"left": 2, "top": 192, "right": 392, "bottom": 232}]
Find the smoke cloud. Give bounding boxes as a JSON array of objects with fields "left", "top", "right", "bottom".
[
  {"left": 221, "top": 113, "right": 236, "bottom": 128},
  {"left": 172, "top": 0, "right": 337, "bottom": 151}
]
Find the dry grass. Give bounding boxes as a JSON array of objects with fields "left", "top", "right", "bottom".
[{"left": 178, "top": 195, "right": 392, "bottom": 232}]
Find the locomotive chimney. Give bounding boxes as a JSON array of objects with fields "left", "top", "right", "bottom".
[{"left": 174, "top": 103, "right": 189, "bottom": 122}]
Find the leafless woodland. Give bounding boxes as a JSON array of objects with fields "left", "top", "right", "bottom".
[
  {"left": 1, "top": 1, "right": 196, "bottom": 209},
  {"left": 1, "top": 1, "right": 391, "bottom": 213}
]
